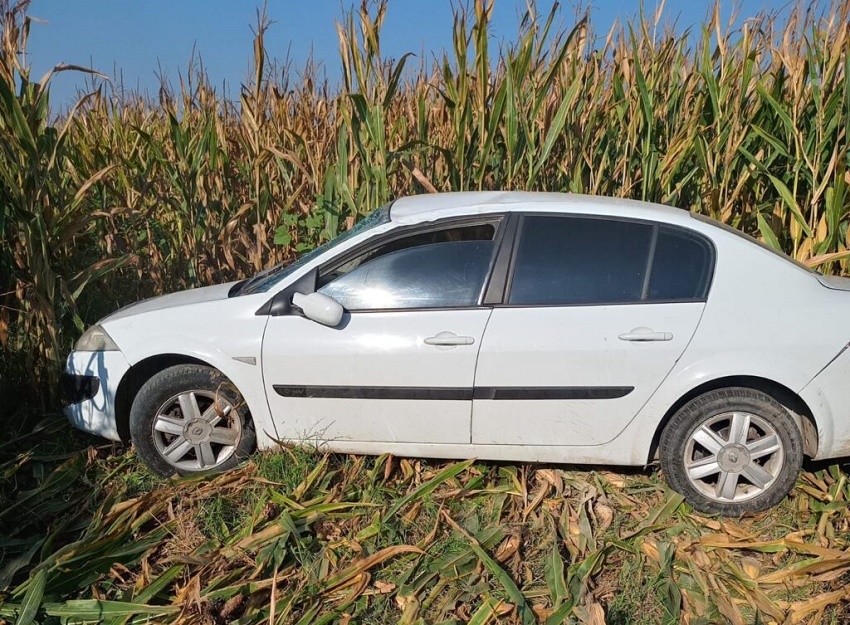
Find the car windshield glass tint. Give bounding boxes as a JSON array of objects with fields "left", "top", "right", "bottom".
[{"left": 239, "top": 205, "right": 391, "bottom": 295}]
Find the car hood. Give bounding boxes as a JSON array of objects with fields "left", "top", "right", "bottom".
[{"left": 101, "top": 282, "right": 238, "bottom": 323}]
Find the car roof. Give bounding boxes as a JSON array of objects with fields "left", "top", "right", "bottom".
[{"left": 389, "top": 191, "right": 694, "bottom": 226}]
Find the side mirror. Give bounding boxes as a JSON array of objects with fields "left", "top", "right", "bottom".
[{"left": 291, "top": 292, "right": 344, "bottom": 327}]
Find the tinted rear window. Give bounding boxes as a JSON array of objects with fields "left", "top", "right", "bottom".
[
  {"left": 507, "top": 215, "right": 714, "bottom": 306},
  {"left": 508, "top": 216, "right": 654, "bottom": 305},
  {"left": 647, "top": 228, "right": 713, "bottom": 300}
]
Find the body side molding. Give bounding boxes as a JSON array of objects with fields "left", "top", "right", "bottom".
[{"left": 273, "top": 385, "right": 634, "bottom": 400}]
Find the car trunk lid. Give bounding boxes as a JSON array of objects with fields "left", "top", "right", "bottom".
[{"left": 815, "top": 274, "right": 850, "bottom": 291}]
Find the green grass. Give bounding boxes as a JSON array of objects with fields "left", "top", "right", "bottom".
[{"left": 606, "top": 557, "right": 673, "bottom": 625}]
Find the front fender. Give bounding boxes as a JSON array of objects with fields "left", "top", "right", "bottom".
[
  {"left": 103, "top": 293, "right": 279, "bottom": 449},
  {"left": 119, "top": 338, "right": 278, "bottom": 448}
]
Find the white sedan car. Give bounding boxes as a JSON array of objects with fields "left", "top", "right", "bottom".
[{"left": 63, "top": 192, "right": 850, "bottom": 515}]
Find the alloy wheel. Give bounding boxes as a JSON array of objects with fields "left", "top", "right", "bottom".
[
  {"left": 151, "top": 390, "right": 242, "bottom": 471},
  {"left": 683, "top": 411, "right": 785, "bottom": 503}
]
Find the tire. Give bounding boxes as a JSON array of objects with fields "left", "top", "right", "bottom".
[
  {"left": 659, "top": 387, "right": 802, "bottom": 516},
  {"left": 129, "top": 364, "right": 256, "bottom": 477}
]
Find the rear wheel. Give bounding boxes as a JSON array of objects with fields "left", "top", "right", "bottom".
[
  {"left": 129, "top": 364, "right": 256, "bottom": 477},
  {"left": 660, "top": 388, "right": 802, "bottom": 516}
]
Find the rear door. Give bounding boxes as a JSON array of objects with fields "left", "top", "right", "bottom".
[{"left": 472, "top": 214, "right": 714, "bottom": 446}]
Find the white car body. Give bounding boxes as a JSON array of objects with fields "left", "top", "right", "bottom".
[{"left": 64, "top": 192, "right": 850, "bottom": 466}]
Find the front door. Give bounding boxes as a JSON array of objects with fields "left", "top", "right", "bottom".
[
  {"left": 263, "top": 310, "right": 491, "bottom": 444},
  {"left": 472, "top": 214, "right": 714, "bottom": 446},
  {"left": 262, "top": 217, "right": 503, "bottom": 445}
]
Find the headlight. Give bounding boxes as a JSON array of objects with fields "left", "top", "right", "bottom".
[{"left": 75, "top": 324, "right": 119, "bottom": 351}]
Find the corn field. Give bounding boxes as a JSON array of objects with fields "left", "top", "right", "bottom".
[
  {"left": 0, "top": 0, "right": 849, "bottom": 392},
  {"left": 1, "top": 0, "right": 850, "bottom": 622}
]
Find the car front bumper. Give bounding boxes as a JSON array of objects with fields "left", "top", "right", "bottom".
[{"left": 62, "top": 350, "right": 130, "bottom": 442}]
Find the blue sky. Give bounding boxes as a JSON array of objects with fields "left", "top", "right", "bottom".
[{"left": 28, "top": 1, "right": 790, "bottom": 108}]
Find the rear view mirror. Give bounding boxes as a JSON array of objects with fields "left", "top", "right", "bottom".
[{"left": 291, "top": 292, "right": 344, "bottom": 327}]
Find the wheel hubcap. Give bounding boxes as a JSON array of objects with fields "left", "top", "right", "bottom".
[
  {"left": 183, "top": 419, "right": 213, "bottom": 444},
  {"left": 684, "top": 411, "right": 784, "bottom": 503},
  {"left": 151, "top": 390, "right": 242, "bottom": 471},
  {"left": 717, "top": 444, "right": 750, "bottom": 472}
]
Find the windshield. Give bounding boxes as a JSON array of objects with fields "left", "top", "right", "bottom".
[{"left": 239, "top": 204, "right": 392, "bottom": 295}]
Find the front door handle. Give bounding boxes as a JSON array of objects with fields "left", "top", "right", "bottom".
[
  {"left": 618, "top": 327, "right": 673, "bottom": 342},
  {"left": 424, "top": 331, "right": 475, "bottom": 346}
]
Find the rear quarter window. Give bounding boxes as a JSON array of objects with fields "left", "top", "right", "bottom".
[{"left": 647, "top": 227, "right": 714, "bottom": 301}]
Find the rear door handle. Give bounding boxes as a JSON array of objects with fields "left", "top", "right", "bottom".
[
  {"left": 424, "top": 331, "right": 475, "bottom": 346},
  {"left": 618, "top": 327, "right": 673, "bottom": 342}
]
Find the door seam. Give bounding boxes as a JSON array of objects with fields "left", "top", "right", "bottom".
[{"left": 469, "top": 308, "right": 495, "bottom": 444}]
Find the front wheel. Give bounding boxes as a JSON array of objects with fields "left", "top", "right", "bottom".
[
  {"left": 129, "top": 364, "right": 256, "bottom": 477},
  {"left": 659, "top": 388, "right": 803, "bottom": 516}
]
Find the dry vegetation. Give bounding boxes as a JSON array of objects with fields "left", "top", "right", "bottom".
[
  {"left": 1, "top": 424, "right": 849, "bottom": 624},
  {"left": 1, "top": 0, "right": 850, "bottom": 622}
]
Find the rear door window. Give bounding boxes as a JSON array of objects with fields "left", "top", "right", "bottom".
[
  {"left": 507, "top": 215, "right": 714, "bottom": 306},
  {"left": 508, "top": 216, "right": 653, "bottom": 305}
]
